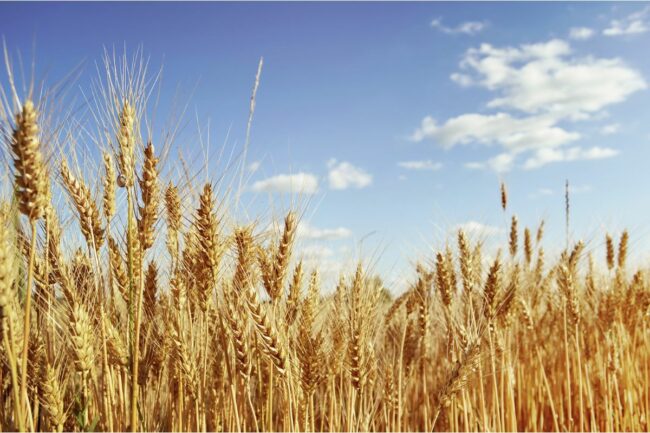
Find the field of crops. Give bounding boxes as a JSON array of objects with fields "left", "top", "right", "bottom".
[{"left": 0, "top": 51, "right": 649, "bottom": 433}]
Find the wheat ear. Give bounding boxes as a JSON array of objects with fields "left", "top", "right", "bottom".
[
  {"left": 60, "top": 160, "right": 105, "bottom": 249},
  {"left": 237, "top": 228, "right": 287, "bottom": 375},
  {"left": 137, "top": 142, "right": 160, "bottom": 250}
]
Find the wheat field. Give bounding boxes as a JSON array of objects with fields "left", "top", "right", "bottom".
[{"left": 0, "top": 51, "right": 648, "bottom": 433}]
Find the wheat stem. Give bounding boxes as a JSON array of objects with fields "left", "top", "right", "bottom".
[{"left": 19, "top": 221, "right": 36, "bottom": 429}]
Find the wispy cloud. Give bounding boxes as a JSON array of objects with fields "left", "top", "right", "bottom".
[
  {"left": 250, "top": 172, "right": 318, "bottom": 194},
  {"left": 248, "top": 161, "right": 261, "bottom": 173},
  {"left": 327, "top": 159, "right": 372, "bottom": 190},
  {"left": 413, "top": 38, "right": 645, "bottom": 172},
  {"left": 523, "top": 146, "right": 619, "bottom": 170},
  {"left": 465, "top": 153, "right": 516, "bottom": 174},
  {"left": 431, "top": 18, "right": 487, "bottom": 35},
  {"left": 452, "top": 221, "right": 503, "bottom": 238},
  {"left": 604, "top": 6, "right": 650, "bottom": 36},
  {"left": 397, "top": 160, "right": 443, "bottom": 171},
  {"left": 297, "top": 222, "right": 352, "bottom": 241},
  {"left": 569, "top": 27, "right": 595, "bottom": 40},
  {"left": 600, "top": 123, "right": 620, "bottom": 135}
]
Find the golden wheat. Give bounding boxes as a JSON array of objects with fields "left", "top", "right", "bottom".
[{"left": 0, "top": 54, "right": 648, "bottom": 433}]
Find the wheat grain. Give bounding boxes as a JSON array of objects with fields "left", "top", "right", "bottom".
[
  {"left": 137, "top": 142, "right": 160, "bottom": 250},
  {"left": 116, "top": 100, "right": 136, "bottom": 188},
  {"left": 11, "top": 100, "right": 49, "bottom": 221},
  {"left": 61, "top": 160, "right": 105, "bottom": 249}
]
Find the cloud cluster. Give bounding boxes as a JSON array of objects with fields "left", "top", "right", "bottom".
[
  {"left": 250, "top": 172, "right": 319, "bottom": 194},
  {"left": 412, "top": 112, "right": 580, "bottom": 152},
  {"left": 569, "top": 27, "right": 595, "bottom": 40},
  {"left": 250, "top": 159, "right": 373, "bottom": 195},
  {"left": 413, "top": 38, "right": 645, "bottom": 172},
  {"left": 604, "top": 6, "right": 650, "bottom": 36},
  {"left": 454, "top": 39, "right": 644, "bottom": 118},
  {"left": 327, "top": 159, "right": 373, "bottom": 190},
  {"left": 568, "top": 7, "right": 650, "bottom": 39}
]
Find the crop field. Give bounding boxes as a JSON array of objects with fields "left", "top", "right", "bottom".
[{"left": 0, "top": 44, "right": 649, "bottom": 433}]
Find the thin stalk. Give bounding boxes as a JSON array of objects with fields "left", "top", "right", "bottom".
[
  {"left": 535, "top": 348, "right": 560, "bottom": 432},
  {"left": 19, "top": 221, "right": 37, "bottom": 428},
  {"left": 3, "top": 324, "right": 24, "bottom": 432},
  {"left": 563, "top": 303, "right": 572, "bottom": 430},
  {"left": 488, "top": 330, "right": 502, "bottom": 432},
  {"left": 575, "top": 323, "right": 584, "bottom": 432},
  {"left": 126, "top": 191, "right": 141, "bottom": 432}
]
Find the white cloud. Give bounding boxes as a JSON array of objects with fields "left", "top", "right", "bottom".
[
  {"left": 600, "top": 123, "right": 620, "bottom": 135},
  {"left": 605, "top": 20, "right": 649, "bottom": 36},
  {"left": 248, "top": 161, "right": 261, "bottom": 173},
  {"left": 301, "top": 244, "right": 334, "bottom": 260},
  {"left": 250, "top": 172, "right": 318, "bottom": 195},
  {"left": 465, "top": 152, "right": 516, "bottom": 174},
  {"left": 397, "top": 160, "right": 443, "bottom": 171},
  {"left": 299, "top": 244, "right": 348, "bottom": 281},
  {"left": 457, "top": 39, "right": 646, "bottom": 118},
  {"left": 450, "top": 72, "right": 474, "bottom": 87},
  {"left": 523, "top": 146, "right": 619, "bottom": 169},
  {"left": 413, "top": 38, "right": 645, "bottom": 172},
  {"left": 431, "top": 18, "right": 487, "bottom": 35},
  {"left": 411, "top": 112, "right": 580, "bottom": 152},
  {"left": 327, "top": 159, "right": 372, "bottom": 190},
  {"left": 452, "top": 221, "right": 503, "bottom": 238},
  {"left": 569, "top": 27, "right": 595, "bottom": 40},
  {"left": 604, "top": 7, "right": 650, "bottom": 36},
  {"left": 297, "top": 221, "right": 352, "bottom": 241}
]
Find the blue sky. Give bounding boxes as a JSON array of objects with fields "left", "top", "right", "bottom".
[{"left": 3, "top": 2, "right": 650, "bottom": 287}]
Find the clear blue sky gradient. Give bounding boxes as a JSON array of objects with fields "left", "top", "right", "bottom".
[{"left": 2, "top": 2, "right": 650, "bottom": 285}]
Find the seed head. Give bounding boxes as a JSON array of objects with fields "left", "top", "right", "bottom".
[{"left": 11, "top": 100, "right": 49, "bottom": 221}]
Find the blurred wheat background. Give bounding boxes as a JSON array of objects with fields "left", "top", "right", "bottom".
[{"left": 0, "top": 45, "right": 648, "bottom": 433}]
